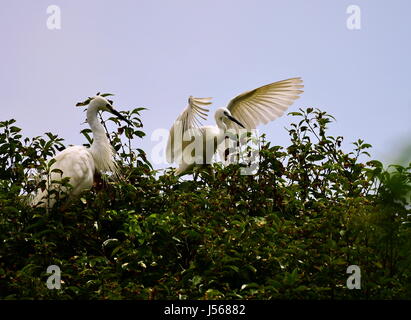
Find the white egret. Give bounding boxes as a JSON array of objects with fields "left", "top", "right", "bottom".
[
  {"left": 166, "top": 77, "right": 304, "bottom": 175},
  {"left": 31, "top": 96, "right": 130, "bottom": 208}
]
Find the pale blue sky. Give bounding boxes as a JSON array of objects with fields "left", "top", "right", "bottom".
[{"left": 1, "top": 0, "right": 410, "bottom": 169}]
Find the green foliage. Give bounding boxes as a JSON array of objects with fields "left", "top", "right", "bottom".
[{"left": 0, "top": 107, "right": 410, "bottom": 300}]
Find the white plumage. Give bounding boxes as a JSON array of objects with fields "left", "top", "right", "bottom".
[
  {"left": 225, "top": 77, "right": 304, "bottom": 130},
  {"left": 166, "top": 77, "right": 304, "bottom": 175},
  {"left": 31, "top": 96, "right": 128, "bottom": 208}
]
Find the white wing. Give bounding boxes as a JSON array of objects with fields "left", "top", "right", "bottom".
[
  {"left": 226, "top": 77, "right": 304, "bottom": 130},
  {"left": 31, "top": 146, "right": 95, "bottom": 207},
  {"left": 166, "top": 96, "right": 211, "bottom": 163},
  {"left": 51, "top": 146, "right": 95, "bottom": 194}
]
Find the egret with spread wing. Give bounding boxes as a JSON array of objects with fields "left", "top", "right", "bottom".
[
  {"left": 166, "top": 77, "right": 304, "bottom": 175},
  {"left": 31, "top": 95, "right": 131, "bottom": 208}
]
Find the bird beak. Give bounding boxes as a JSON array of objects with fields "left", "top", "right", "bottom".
[
  {"left": 227, "top": 114, "right": 245, "bottom": 128},
  {"left": 107, "top": 104, "right": 132, "bottom": 126}
]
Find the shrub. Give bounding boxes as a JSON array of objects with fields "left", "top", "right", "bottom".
[{"left": 0, "top": 106, "right": 410, "bottom": 299}]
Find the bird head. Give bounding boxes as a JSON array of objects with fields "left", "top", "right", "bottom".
[
  {"left": 89, "top": 95, "right": 111, "bottom": 109},
  {"left": 215, "top": 107, "right": 245, "bottom": 129},
  {"left": 77, "top": 95, "right": 132, "bottom": 125}
]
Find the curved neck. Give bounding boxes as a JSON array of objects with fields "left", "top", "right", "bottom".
[
  {"left": 85, "top": 105, "right": 118, "bottom": 175},
  {"left": 87, "top": 106, "right": 108, "bottom": 146},
  {"left": 215, "top": 115, "right": 227, "bottom": 131}
]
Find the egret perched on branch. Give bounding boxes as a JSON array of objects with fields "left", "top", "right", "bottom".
[
  {"left": 166, "top": 77, "right": 304, "bottom": 175},
  {"left": 31, "top": 95, "right": 131, "bottom": 208}
]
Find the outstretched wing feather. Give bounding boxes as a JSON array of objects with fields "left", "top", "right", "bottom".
[
  {"left": 166, "top": 96, "right": 211, "bottom": 163},
  {"left": 226, "top": 77, "right": 304, "bottom": 130}
]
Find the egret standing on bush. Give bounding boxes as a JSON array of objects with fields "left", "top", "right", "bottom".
[
  {"left": 166, "top": 77, "right": 304, "bottom": 175},
  {"left": 31, "top": 95, "right": 130, "bottom": 208}
]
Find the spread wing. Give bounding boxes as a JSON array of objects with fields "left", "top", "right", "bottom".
[
  {"left": 226, "top": 77, "right": 304, "bottom": 130},
  {"left": 166, "top": 96, "right": 211, "bottom": 163}
]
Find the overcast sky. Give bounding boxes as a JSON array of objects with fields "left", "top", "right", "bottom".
[{"left": 1, "top": 0, "right": 410, "bottom": 170}]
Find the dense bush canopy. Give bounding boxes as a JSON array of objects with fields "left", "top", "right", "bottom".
[{"left": 0, "top": 105, "right": 410, "bottom": 299}]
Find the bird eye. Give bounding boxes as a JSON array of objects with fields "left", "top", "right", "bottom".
[{"left": 106, "top": 103, "right": 111, "bottom": 108}]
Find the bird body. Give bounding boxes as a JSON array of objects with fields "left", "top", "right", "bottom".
[
  {"left": 173, "top": 124, "right": 226, "bottom": 175},
  {"left": 30, "top": 145, "right": 95, "bottom": 207},
  {"left": 31, "top": 96, "right": 128, "bottom": 208},
  {"left": 166, "top": 78, "right": 304, "bottom": 175}
]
